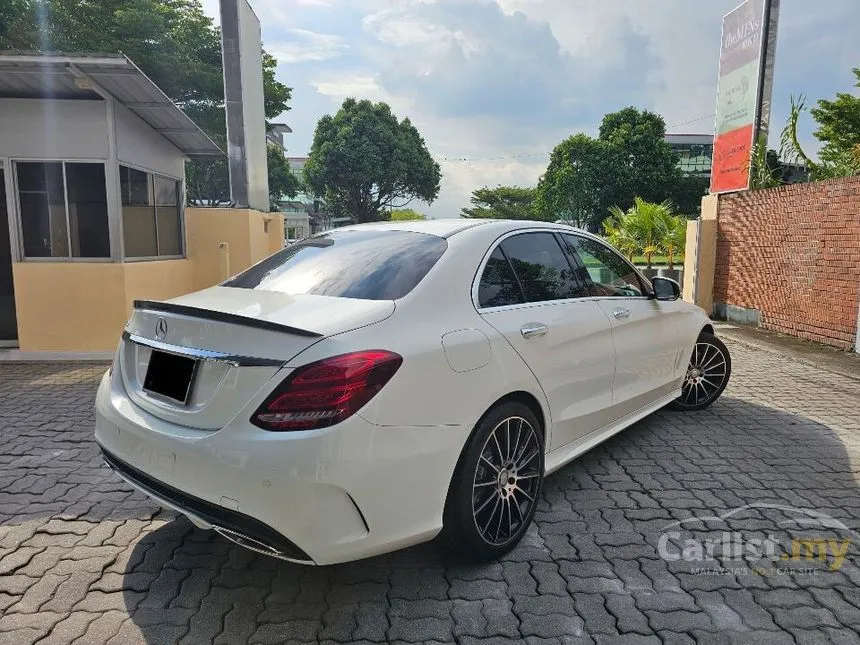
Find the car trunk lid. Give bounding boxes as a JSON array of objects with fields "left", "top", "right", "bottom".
[{"left": 120, "top": 286, "right": 395, "bottom": 429}]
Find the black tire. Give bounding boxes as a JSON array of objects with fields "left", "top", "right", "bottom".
[
  {"left": 669, "top": 332, "right": 732, "bottom": 411},
  {"left": 442, "top": 401, "right": 544, "bottom": 561}
]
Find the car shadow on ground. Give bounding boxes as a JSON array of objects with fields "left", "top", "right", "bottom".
[{"left": 121, "top": 396, "right": 860, "bottom": 644}]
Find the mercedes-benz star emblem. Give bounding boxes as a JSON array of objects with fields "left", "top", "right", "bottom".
[{"left": 155, "top": 317, "right": 168, "bottom": 340}]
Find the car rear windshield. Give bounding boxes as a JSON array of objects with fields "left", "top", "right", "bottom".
[{"left": 223, "top": 229, "right": 448, "bottom": 300}]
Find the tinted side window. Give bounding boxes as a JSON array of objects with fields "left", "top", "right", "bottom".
[
  {"left": 562, "top": 234, "right": 647, "bottom": 297},
  {"left": 224, "top": 230, "right": 447, "bottom": 300},
  {"left": 500, "top": 232, "right": 588, "bottom": 303},
  {"left": 478, "top": 247, "right": 524, "bottom": 308}
]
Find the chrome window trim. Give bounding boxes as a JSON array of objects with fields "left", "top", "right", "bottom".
[{"left": 122, "top": 331, "right": 284, "bottom": 367}]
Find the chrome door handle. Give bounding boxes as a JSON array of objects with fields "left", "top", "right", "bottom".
[
  {"left": 612, "top": 308, "right": 631, "bottom": 320},
  {"left": 520, "top": 323, "right": 548, "bottom": 339}
]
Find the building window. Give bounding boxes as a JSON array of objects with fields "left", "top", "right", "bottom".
[
  {"left": 16, "top": 161, "right": 110, "bottom": 259},
  {"left": 121, "top": 165, "right": 182, "bottom": 258}
]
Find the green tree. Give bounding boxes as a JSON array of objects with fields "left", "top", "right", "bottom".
[
  {"left": 666, "top": 175, "right": 709, "bottom": 216},
  {"left": 603, "top": 215, "right": 639, "bottom": 262},
  {"left": 0, "top": 0, "right": 30, "bottom": 49},
  {"left": 2, "top": 0, "right": 293, "bottom": 204},
  {"left": 750, "top": 136, "right": 779, "bottom": 189},
  {"left": 535, "top": 134, "right": 622, "bottom": 229},
  {"left": 606, "top": 198, "right": 677, "bottom": 270},
  {"left": 782, "top": 93, "right": 860, "bottom": 180},
  {"left": 598, "top": 108, "right": 681, "bottom": 206},
  {"left": 389, "top": 209, "right": 426, "bottom": 221},
  {"left": 267, "top": 144, "right": 302, "bottom": 207},
  {"left": 461, "top": 186, "right": 543, "bottom": 220},
  {"left": 811, "top": 68, "right": 860, "bottom": 169},
  {"left": 536, "top": 108, "right": 681, "bottom": 230},
  {"left": 661, "top": 213, "right": 688, "bottom": 271},
  {"left": 305, "top": 99, "right": 441, "bottom": 223}
]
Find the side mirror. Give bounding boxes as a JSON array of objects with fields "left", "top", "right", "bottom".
[{"left": 652, "top": 276, "right": 681, "bottom": 301}]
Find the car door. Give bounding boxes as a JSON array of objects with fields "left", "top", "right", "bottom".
[
  {"left": 475, "top": 231, "right": 616, "bottom": 452},
  {"left": 560, "top": 233, "right": 683, "bottom": 419}
]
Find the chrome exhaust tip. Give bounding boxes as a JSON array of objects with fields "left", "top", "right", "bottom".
[{"left": 212, "top": 526, "right": 315, "bottom": 565}]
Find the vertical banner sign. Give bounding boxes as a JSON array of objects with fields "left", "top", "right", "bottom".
[{"left": 710, "top": 0, "right": 776, "bottom": 194}]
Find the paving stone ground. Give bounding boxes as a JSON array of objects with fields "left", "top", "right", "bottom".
[{"left": 1, "top": 340, "right": 860, "bottom": 645}]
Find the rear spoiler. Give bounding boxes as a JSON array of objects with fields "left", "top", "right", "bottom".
[{"left": 133, "top": 300, "right": 323, "bottom": 338}]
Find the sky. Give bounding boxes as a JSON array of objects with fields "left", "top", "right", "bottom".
[{"left": 201, "top": 0, "right": 860, "bottom": 218}]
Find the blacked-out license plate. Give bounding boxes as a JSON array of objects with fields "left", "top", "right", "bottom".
[{"left": 143, "top": 350, "right": 197, "bottom": 404}]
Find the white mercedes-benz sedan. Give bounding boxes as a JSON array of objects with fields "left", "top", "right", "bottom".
[{"left": 95, "top": 219, "right": 731, "bottom": 565}]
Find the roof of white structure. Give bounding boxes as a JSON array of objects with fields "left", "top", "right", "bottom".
[{"left": 0, "top": 52, "right": 222, "bottom": 157}]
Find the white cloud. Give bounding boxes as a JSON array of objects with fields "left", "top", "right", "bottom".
[
  {"left": 311, "top": 75, "right": 381, "bottom": 98},
  {"left": 430, "top": 157, "right": 548, "bottom": 217},
  {"left": 196, "top": 0, "right": 860, "bottom": 218},
  {"left": 268, "top": 29, "right": 349, "bottom": 63}
]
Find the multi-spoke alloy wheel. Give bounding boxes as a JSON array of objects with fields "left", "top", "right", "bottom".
[
  {"left": 472, "top": 416, "right": 541, "bottom": 546},
  {"left": 670, "top": 332, "right": 732, "bottom": 411},
  {"left": 442, "top": 401, "right": 544, "bottom": 561}
]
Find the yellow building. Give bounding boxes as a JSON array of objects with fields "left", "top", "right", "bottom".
[{"left": 0, "top": 53, "right": 283, "bottom": 357}]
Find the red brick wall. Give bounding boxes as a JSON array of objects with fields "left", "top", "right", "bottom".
[{"left": 713, "top": 176, "right": 860, "bottom": 350}]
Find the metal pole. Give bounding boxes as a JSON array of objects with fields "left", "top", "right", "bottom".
[{"left": 753, "top": 0, "right": 780, "bottom": 145}]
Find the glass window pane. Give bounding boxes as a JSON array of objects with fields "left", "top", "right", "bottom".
[
  {"left": 17, "top": 162, "right": 68, "bottom": 258},
  {"left": 120, "top": 166, "right": 151, "bottom": 206},
  {"left": 478, "top": 247, "right": 524, "bottom": 308},
  {"left": 19, "top": 192, "right": 52, "bottom": 257},
  {"left": 225, "top": 230, "right": 447, "bottom": 300},
  {"left": 16, "top": 162, "right": 48, "bottom": 192},
  {"left": 121, "top": 166, "right": 157, "bottom": 257},
  {"left": 156, "top": 204, "right": 181, "bottom": 256},
  {"left": 153, "top": 176, "right": 178, "bottom": 206},
  {"left": 562, "top": 234, "right": 646, "bottom": 297},
  {"left": 154, "top": 177, "right": 181, "bottom": 256},
  {"left": 66, "top": 163, "right": 109, "bottom": 258},
  {"left": 500, "top": 232, "right": 587, "bottom": 303}
]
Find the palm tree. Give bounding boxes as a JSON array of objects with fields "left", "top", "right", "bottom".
[
  {"left": 604, "top": 209, "right": 639, "bottom": 262},
  {"left": 607, "top": 198, "right": 673, "bottom": 269},
  {"left": 660, "top": 214, "right": 688, "bottom": 270}
]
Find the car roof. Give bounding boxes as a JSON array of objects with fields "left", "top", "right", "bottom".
[
  {"left": 334, "top": 218, "right": 589, "bottom": 239},
  {"left": 335, "top": 218, "right": 492, "bottom": 238}
]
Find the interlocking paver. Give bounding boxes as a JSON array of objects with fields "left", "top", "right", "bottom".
[{"left": 0, "top": 343, "right": 859, "bottom": 643}]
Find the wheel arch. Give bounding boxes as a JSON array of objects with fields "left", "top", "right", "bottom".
[
  {"left": 701, "top": 323, "right": 715, "bottom": 337},
  {"left": 441, "top": 389, "right": 547, "bottom": 544},
  {"left": 487, "top": 390, "right": 547, "bottom": 441},
  {"left": 447, "top": 390, "right": 548, "bottom": 491}
]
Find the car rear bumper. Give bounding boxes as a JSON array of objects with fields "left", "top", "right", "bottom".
[{"left": 94, "top": 369, "right": 471, "bottom": 565}]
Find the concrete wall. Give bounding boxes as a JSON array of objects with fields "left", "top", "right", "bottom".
[
  {"left": 12, "top": 263, "right": 125, "bottom": 352},
  {"left": 12, "top": 260, "right": 194, "bottom": 352},
  {"left": 713, "top": 177, "right": 860, "bottom": 350},
  {"left": 0, "top": 99, "right": 109, "bottom": 160},
  {"left": 114, "top": 102, "right": 185, "bottom": 179},
  {"left": 123, "top": 259, "right": 194, "bottom": 318},
  {"left": 9, "top": 205, "right": 282, "bottom": 352},
  {"left": 682, "top": 219, "right": 698, "bottom": 303},
  {"left": 186, "top": 208, "right": 284, "bottom": 290},
  {"left": 682, "top": 194, "right": 719, "bottom": 313}
]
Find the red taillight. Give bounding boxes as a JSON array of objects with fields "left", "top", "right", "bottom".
[{"left": 251, "top": 350, "right": 403, "bottom": 431}]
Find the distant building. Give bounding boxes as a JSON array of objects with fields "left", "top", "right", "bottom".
[
  {"left": 285, "top": 157, "right": 351, "bottom": 234},
  {"left": 664, "top": 133, "right": 714, "bottom": 178},
  {"left": 266, "top": 123, "right": 292, "bottom": 151},
  {"left": 664, "top": 132, "right": 809, "bottom": 184}
]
